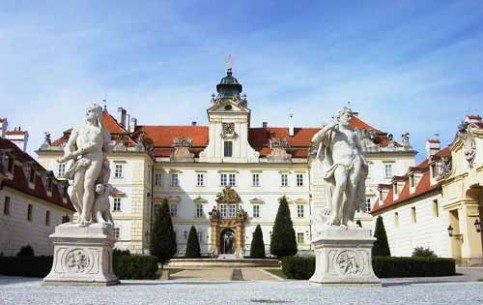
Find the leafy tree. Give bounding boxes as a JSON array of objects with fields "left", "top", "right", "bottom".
[
  {"left": 17, "top": 245, "right": 34, "bottom": 257},
  {"left": 149, "top": 199, "right": 177, "bottom": 266},
  {"left": 185, "top": 225, "right": 201, "bottom": 258},
  {"left": 250, "top": 224, "right": 266, "bottom": 258},
  {"left": 372, "top": 216, "right": 391, "bottom": 257},
  {"left": 270, "top": 196, "right": 297, "bottom": 258},
  {"left": 412, "top": 246, "right": 437, "bottom": 258}
]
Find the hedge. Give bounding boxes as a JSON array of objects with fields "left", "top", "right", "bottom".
[
  {"left": 0, "top": 256, "right": 53, "bottom": 277},
  {"left": 281, "top": 256, "right": 456, "bottom": 279},
  {"left": 0, "top": 255, "right": 159, "bottom": 280},
  {"left": 112, "top": 255, "right": 158, "bottom": 279}
]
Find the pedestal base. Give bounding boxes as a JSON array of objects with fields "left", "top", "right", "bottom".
[
  {"left": 43, "top": 223, "right": 119, "bottom": 286},
  {"left": 309, "top": 227, "right": 381, "bottom": 286}
]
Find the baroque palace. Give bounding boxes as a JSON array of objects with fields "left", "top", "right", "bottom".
[{"left": 36, "top": 68, "right": 419, "bottom": 257}]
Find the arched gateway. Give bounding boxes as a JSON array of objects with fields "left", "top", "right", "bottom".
[{"left": 209, "top": 186, "right": 247, "bottom": 257}]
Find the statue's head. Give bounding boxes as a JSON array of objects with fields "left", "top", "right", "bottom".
[
  {"left": 336, "top": 107, "right": 352, "bottom": 126},
  {"left": 85, "top": 103, "right": 103, "bottom": 126}
]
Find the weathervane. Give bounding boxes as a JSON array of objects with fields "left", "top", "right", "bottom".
[{"left": 225, "top": 54, "right": 234, "bottom": 71}]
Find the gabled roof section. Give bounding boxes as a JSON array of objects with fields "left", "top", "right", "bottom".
[{"left": 0, "top": 138, "right": 74, "bottom": 211}]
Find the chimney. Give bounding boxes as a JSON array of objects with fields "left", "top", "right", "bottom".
[
  {"left": 262, "top": 122, "right": 268, "bottom": 128},
  {"left": 192, "top": 121, "right": 197, "bottom": 126},
  {"left": 288, "top": 114, "right": 294, "bottom": 137},
  {"left": 6, "top": 128, "right": 29, "bottom": 152},
  {"left": 465, "top": 114, "right": 482, "bottom": 124},
  {"left": 426, "top": 139, "right": 440, "bottom": 158},
  {"left": 0, "top": 117, "right": 8, "bottom": 139},
  {"left": 130, "top": 117, "right": 137, "bottom": 132},
  {"left": 126, "top": 114, "right": 131, "bottom": 131},
  {"left": 117, "top": 107, "right": 127, "bottom": 128}
]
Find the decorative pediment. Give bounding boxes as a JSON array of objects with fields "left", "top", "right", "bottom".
[
  {"left": 164, "top": 195, "right": 182, "bottom": 203},
  {"left": 267, "top": 137, "right": 291, "bottom": 162},
  {"left": 216, "top": 185, "right": 241, "bottom": 204},
  {"left": 294, "top": 198, "right": 308, "bottom": 205},
  {"left": 171, "top": 137, "right": 194, "bottom": 162},
  {"left": 249, "top": 197, "right": 264, "bottom": 205},
  {"left": 193, "top": 196, "right": 208, "bottom": 204}
]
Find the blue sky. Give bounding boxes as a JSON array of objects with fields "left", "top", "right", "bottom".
[{"left": 0, "top": 0, "right": 482, "bottom": 161}]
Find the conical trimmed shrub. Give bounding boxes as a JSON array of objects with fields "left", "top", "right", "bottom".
[
  {"left": 185, "top": 225, "right": 201, "bottom": 258},
  {"left": 270, "top": 196, "right": 297, "bottom": 258},
  {"left": 149, "top": 199, "right": 177, "bottom": 265},
  {"left": 373, "top": 216, "right": 391, "bottom": 257},
  {"left": 250, "top": 224, "right": 266, "bottom": 258}
]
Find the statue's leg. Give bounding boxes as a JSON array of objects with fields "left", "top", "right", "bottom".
[
  {"left": 81, "top": 159, "right": 103, "bottom": 224},
  {"left": 329, "top": 166, "right": 348, "bottom": 225},
  {"left": 342, "top": 159, "right": 364, "bottom": 225},
  {"left": 71, "top": 169, "right": 86, "bottom": 221}
]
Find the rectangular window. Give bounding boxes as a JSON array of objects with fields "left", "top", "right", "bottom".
[
  {"left": 7, "top": 157, "right": 14, "bottom": 173},
  {"left": 113, "top": 228, "right": 120, "bottom": 239},
  {"left": 365, "top": 199, "right": 371, "bottom": 212},
  {"left": 195, "top": 204, "right": 203, "bottom": 217},
  {"left": 170, "top": 173, "right": 179, "bottom": 187},
  {"left": 170, "top": 204, "right": 178, "bottom": 217},
  {"left": 281, "top": 174, "right": 288, "bottom": 187},
  {"left": 224, "top": 141, "right": 233, "bottom": 157},
  {"left": 46, "top": 178, "right": 53, "bottom": 192},
  {"left": 58, "top": 163, "right": 66, "bottom": 177},
  {"left": 252, "top": 173, "right": 260, "bottom": 187},
  {"left": 154, "top": 173, "right": 163, "bottom": 186},
  {"left": 296, "top": 174, "right": 304, "bottom": 186},
  {"left": 62, "top": 215, "right": 70, "bottom": 223},
  {"left": 27, "top": 204, "right": 33, "bottom": 221},
  {"left": 28, "top": 166, "right": 35, "bottom": 183},
  {"left": 253, "top": 205, "right": 260, "bottom": 218},
  {"left": 433, "top": 200, "right": 439, "bottom": 217},
  {"left": 154, "top": 204, "right": 161, "bottom": 216},
  {"left": 394, "top": 212, "right": 399, "bottom": 227},
  {"left": 115, "top": 164, "right": 123, "bottom": 178},
  {"left": 384, "top": 164, "right": 392, "bottom": 178},
  {"left": 228, "top": 204, "right": 236, "bottom": 217},
  {"left": 411, "top": 207, "right": 417, "bottom": 223},
  {"left": 4, "top": 196, "right": 10, "bottom": 215},
  {"left": 197, "top": 231, "right": 203, "bottom": 243},
  {"left": 220, "top": 204, "right": 227, "bottom": 217},
  {"left": 229, "top": 173, "right": 236, "bottom": 186},
  {"left": 220, "top": 173, "right": 227, "bottom": 186},
  {"left": 410, "top": 174, "right": 415, "bottom": 187},
  {"left": 297, "top": 205, "right": 304, "bottom": 218},
  {"left": 297, "top": 232, "right": 304, "bottom": 244},
  {"left": 113, "top": 197, "right": 121, "bottom": 212},
  {"left": 197, "top": 173, "right": 204, "bottom": 186},
  {"left": 45, "top": 211, "right": 50, "bottom": 226}
]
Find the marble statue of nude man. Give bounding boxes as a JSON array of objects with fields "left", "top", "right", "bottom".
[
  {"left": 59, "top": 104, "right": 111, "bottom": 225},
  {"left": 311, "top": 107, "right": 368, "bottom": 227}
]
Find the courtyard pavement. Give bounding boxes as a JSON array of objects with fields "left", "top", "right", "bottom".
[{"left": 0, "top": 268, "right": 482, "bottom": 305}]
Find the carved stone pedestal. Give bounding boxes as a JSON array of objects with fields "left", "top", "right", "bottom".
[
  {"left": 309, "top": 227, "right": 381, "bottom": 286},
  {"left": 43, "top": 223, "right": 119, "bottom": 286}
]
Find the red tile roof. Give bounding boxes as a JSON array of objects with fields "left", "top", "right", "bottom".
[
  {"left": 50, "top": 110, "right": 398, "bottom": 159},
  {"left": 6, "top": 130, "right": 28, "bottom": 135},
  {"left": 0, "top": 138, "right": 74, "bottom": 211}
]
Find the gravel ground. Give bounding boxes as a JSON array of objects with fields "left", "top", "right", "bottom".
[{"left": 0, "top": 276, "right": 482, "bottom": 305}]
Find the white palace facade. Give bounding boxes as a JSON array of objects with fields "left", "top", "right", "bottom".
[{"left": 37, "top": 68, "right": 417, "bottom": 257}]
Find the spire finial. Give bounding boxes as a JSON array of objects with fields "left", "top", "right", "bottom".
[{"left": 225, "top": 54, "right": 233, "bottom": 72}]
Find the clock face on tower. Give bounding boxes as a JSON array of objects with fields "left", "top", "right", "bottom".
[{"left": 222, "top": 123, "right": 235, "bottom": 135}]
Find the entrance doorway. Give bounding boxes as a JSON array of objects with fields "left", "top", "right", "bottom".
[{"left": 220, "top": 229, "right": 235, "bottom": 254}]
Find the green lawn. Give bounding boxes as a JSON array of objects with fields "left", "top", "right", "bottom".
[{"left": 264, "top": 268, "right": 287, "bottom": 279}]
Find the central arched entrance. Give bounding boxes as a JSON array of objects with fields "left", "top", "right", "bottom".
[{"left": 219, "top": 229, "right": 235, "bottom": 254}]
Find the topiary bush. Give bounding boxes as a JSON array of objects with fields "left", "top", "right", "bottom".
[
  {"left": 270, "top": 196, "right": 297, "bottom": 258},
  {"left": 373, "top": 216, "right": 391, "bottom": 257},
  {"left": 0, "top": 256, "right": 53, "bottom": 277},
  {"left": 281, "top": 256, "right": 315, "bottom": 279},
  {"left": 113, "top": 255, "right": 158, "bottom": 279},
  {"left": 17, "top": 245, "right": 35, "bottom": 257},
  {"left": 250, "top": 224, "right": 266, "bottom": 258},
  {"left": 280, "top": 256, "right": 456, "bottom": 279},
  {"left": 185, "top": 226, "right": 201, "bottom": 258},
  {"left": 412, "top": 246, "right": 437, "bottom": 258},
  {"left": 150, "top": 199, "right": 177, "bottom": 265}
]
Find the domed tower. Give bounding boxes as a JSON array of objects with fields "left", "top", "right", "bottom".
[{"left": 199, "top": 66, "right": 258, "bottom": 163}]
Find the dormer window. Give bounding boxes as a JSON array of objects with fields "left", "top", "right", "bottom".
[
  {"left": 224, "top": 141, "right": 233, "bottom": 157},
  {"left": 47, "top": 178, "right": 53, "bottom": 193},
  {"left": 393, "top": 182, "right": 398, "bottom": 195},
  {"left": 409, "top": 174, "right": 415, "bottom": 187}
]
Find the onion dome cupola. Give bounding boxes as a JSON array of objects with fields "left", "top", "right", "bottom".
[{"left": 216, "top": 68, "right": 243, "bottom": 99}]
